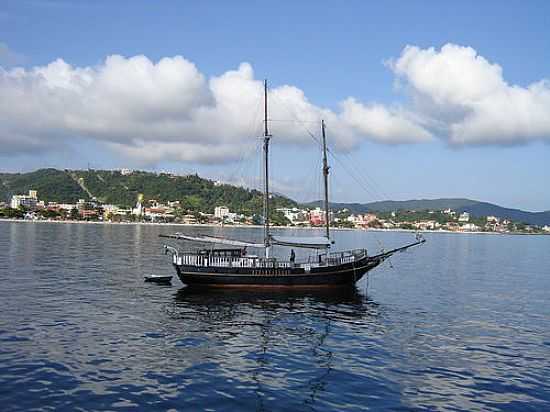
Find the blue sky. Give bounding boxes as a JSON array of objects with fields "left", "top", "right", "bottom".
[{"left": 1, "top": 0, "right": 549, "bottom": 211}]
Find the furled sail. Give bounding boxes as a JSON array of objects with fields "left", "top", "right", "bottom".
[
  {"left": 160, "top": 233, "right": 264, "bottom": 248},
  {"left": 270, "top": 235, "right": 331, "bottom": 249},
  {"left": 160, "top": 233, "right": 331, "bottom": 249}
]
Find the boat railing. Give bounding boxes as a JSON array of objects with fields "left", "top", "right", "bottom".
[
  {"left": 319, "top": 248, "right": 366, "bottom": 265},
  {"left": 171, "top": 248, "right": 367, "bottom": 269}
]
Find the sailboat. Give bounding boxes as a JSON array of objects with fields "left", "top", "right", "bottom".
[{"left": 161, "top": 80, "right": 425, "bottom": 288}]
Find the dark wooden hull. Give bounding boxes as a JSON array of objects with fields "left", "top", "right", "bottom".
[{"left": 174, "top": 255, "right": 384, "bottom": 288}]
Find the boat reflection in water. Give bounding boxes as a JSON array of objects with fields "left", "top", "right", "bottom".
[{"left": 165, "top": 286, "right": 383, "bottom": 410}]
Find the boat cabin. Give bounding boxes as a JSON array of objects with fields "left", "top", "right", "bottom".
[{"left": 196, "top": 248, "right": 246, "bottom": 258}]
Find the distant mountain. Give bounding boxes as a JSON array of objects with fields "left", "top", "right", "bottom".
[
  {"left": 0, "top": 168, "right": 296, "bottom": 214},
  {"left": 305, "top": 198, "right": 550, "bottom": 226}
]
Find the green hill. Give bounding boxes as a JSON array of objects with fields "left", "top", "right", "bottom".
[
  {"left": 3, "top": 169, "right": 548, "bottom": 225},
  {"left": 0, "top": 169, "right": 87, "bottom": 203},
  {"left": 0, "top": 168, "right": 296, "bottom": 214}
]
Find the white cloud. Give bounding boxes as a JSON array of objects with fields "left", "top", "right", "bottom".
[
  {"left": 0, "top": 53, "right": 429, "bottom": 163},
  {"left": 2, "top": 43, "right": 547, "bottom": 164},
  {"left": 340, "top": 98, "right": 433, "bottom": 143},
  {"left": 389, "top": 43, "right": 550, "bottom": 144}
]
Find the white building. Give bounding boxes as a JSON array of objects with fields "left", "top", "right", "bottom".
[
  {"left": 416, "top": 220, "right": 439, "bottom": 230},
  {"left": 486, "top": 215, "right": 500, "bottom": 223},
  {"left": 181, "top": 214, "right": 198, "bottom": 224},
  {"left": 461, "top": 223, "right": 480, "bottom": 231},
  {"left": 224, "top": 212, "right": 238, "bottom": 223},
  {"left": 102, "top": 204, "right": 119, "bottom": 213},
  {"left": 347, "top": 213, "right": 377, "bottom": 226},
  {"left": 543, "top": 225, "right": 550, "bottom": 232},
  {"left": 113, "top": 208, "right": 132, "bottom": 216},
  {"left": 11, "top": 190, "right": 38, "bottom": 209},
  {"left": 214, "top": 206, "right": 230, "bottom": 219},
  {"left": 58, "top": 203, "right": 77, "bottom": 211},
  {"left": 276, "top": 207, "right": 306, "bottom": 224},
  {"left": 458, "top": 212, "right": 470, "bottom": 222}
]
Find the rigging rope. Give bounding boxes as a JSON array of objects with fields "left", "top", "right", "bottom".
[
  {"left": 226, "top": 92, "right": 264, "bottom": 186},
  {"left": 267, "top": 90, "right": 391, "bottom": 252}
]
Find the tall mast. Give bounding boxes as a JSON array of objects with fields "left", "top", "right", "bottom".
[
  {"left": 321, "top": 120, "right": 330, "bottom": 239},
  {"left": 263, "top": 79, "right": 271, "bottom": 257}
]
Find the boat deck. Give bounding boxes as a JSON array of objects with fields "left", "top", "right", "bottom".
[{"left": 169, "top": 248, "right": 367, "bottom": 270}]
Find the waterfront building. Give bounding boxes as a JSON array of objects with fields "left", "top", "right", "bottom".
[
  {"left": 347, "top": 213, "right": 377, "bottom": 228},
  {"left": 363, "top": 213, "right": 377, "bottom": 224},
  {"left": 461, "top": 223, "right": 480, "bottom": 231},
  {"left": 58, "top": 203, "right": 77, "bottom": 211},
  {"left": 308, "top": 207, "right": 335, "bottom": 226},
  {"left": 181, "top": 214, "right": 198, "bottom": 224},
  {"left": 113, "top": 208, "right": 132, "bottom": 216},
  {"left": 309, "top": 207, "right": 325, "bottom": 226},
  {"left": 214, "top": 206, "right": 230, "bottom": 219},
  {"left": 416, "top": 220, "right": 439, "bottom": 230},
  {"left": 277, "top": 207, "right": 307, "bottom": 224},
  {"left": 79, "top": 209, "right": 99, "bottom": 219},
  {"left": 102, "top": 204, "right": 118, "bottom": 213},
  {"left": 101, "top": 204, "right": 117, "bottom": 220},
  {"left": 224, "top": 212, "right": 238, "bottom": 223},
  {"left": 458, "top": 212, "right": 470, "bottom": 222},
  {"left": 10, "top": 190, "right": 38, "bottom": 210},
  {"left": 144, "top": 207, "right": 175, "bottom": 222}
]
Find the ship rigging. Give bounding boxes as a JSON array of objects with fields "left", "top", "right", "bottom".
[{"left": 161, "top": 80, "right": 425, "bottom": 288}]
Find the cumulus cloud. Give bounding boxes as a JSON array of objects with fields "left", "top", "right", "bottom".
[
  {"left": 340, "top": 98, "right": 432, "bottom": 143},
  {"left": 389, "top": 43, "right": 550, "bottom": 144},
  {"left": 0, "top": 53, "right": 428, "bottom": 163},
  {"left": 1, "top": 43, "right": 548, "bottom": 164}
]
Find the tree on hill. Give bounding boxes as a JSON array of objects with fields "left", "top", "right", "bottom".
[
  {"left": 1, "top": 168, "right": 297, "bottom": 216},
  {"left": 0, "top": 169, "right": 88, "bottom": 203}
]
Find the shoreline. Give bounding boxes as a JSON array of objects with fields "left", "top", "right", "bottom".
[{"left": 1, "top": 218, "right": 548, "bottom": 236}]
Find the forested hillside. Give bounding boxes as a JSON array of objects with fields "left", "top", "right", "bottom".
[
  {"left": 0, "top": 169, "right": 87, "bottom": 203},
  {"left": 0, "top": 169, "right": 296, "bottom": 214}
]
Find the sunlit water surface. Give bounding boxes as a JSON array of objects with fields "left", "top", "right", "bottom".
[{"left": 1, "top": 221, "right": 549, "bottom": 411}]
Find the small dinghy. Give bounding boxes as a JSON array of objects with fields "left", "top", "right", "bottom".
[{"left": 144, "top": 274, "right": 173, "bottom": 284}]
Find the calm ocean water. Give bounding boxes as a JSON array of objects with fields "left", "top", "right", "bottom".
[{"left": 1, "top": 221, "right": 549, "bottom": 411}]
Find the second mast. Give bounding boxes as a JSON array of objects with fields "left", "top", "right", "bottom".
[{"left": 263, "top": 79, "right": 271, "bottom": 257}]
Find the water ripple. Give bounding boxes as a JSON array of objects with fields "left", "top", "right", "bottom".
[{"left": 1, "top": 222, "right": 549, "bottom": 411}]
